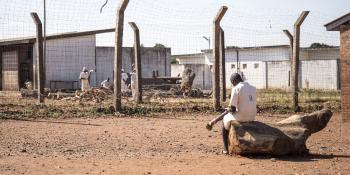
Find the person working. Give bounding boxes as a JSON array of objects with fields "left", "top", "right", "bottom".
[{"left": 79, "top": 67, "right": 94, "bottom": 91}]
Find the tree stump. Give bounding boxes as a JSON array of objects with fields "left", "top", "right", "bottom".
[
  {"left": 228, "top": 109, "right": 333, "bottom": 155},
  {"left": 180, "top": 68, "right": 196, "bottom": 93}
]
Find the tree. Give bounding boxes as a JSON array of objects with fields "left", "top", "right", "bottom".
[
  {"left": 153, "top": 43, "right": 166, "bottom": 48},
  {"left": 171, "top": 58, "right": 179, "bottom": 64},
  {"left": 310, "top": 43, "right": 335, "bottom": 48}
]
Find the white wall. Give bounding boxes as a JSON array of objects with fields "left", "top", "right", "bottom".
[
  {"left": 33, "top": 37, "right": 172, "bottom": 89},
  {"left": 172, "top": 46, "right": 340, "bottom": 90},
  {"left": 301, "top": 60, "right": 339, "bottom": 90},
  {"left": 95, "top": 47, "right": 171, "bottom": 85},
  {"left": 171, "top": 64, "right": 184, "bottom": 77},
  {"left": 34, "top": 35, "right": 96, "bottom": 89},
  {"left": 176, "top": 54, "right": 206, "bottom": 65},
  {"left": 203, "top": 47, "right": 290, "bottom": 65},
  {"left": 171, "top": 64, "right": 212, "bottom": 89},
  {"left": 267, "top": 61, "right": 290, "bottom": 89}
]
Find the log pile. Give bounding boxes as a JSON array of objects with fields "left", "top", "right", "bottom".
[{"left": 228, "top": 109, "right": 333, "bottom": 155}]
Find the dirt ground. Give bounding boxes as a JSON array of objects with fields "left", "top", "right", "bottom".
[{"left": 0, "top": 110, "right": 349, "bottom": 175}]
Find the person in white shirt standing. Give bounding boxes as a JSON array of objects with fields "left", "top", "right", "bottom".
[
  {"left": 79, "top": 67, "right": 94, "bottom": 91},
  {"left": 206, "top": 73, "right": 257, "bottom": 154}
]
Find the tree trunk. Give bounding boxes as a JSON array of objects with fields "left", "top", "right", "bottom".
[
  {"left": 228, "top": 109, "right": 333, "bottom": 155},
  {"left": 180, "top": 68, "right": 196, "bottom": 93}
]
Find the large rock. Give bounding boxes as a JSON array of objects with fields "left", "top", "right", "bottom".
[{"left": 228, "top": 109, "right": 333, "bottom": 155}]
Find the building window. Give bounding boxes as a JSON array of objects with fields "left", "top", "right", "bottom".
[
  {"left": 254, "top": 63, "right": 259, "bottom": 69},
  {"left": 231, "top": 64, "right": 236, "bottom": 69},
  {"left": 242, "top": 64, "right": 247, "bottom": 69}
]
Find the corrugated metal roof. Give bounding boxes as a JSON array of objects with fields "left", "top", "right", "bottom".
[
  {"left": 0, "top": 28, "right": 115, "bottom": 46},
  {"left": 325, "top": 12, "right": 350, "bottom": 31}
]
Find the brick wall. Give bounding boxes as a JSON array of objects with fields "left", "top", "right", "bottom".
[{"left": 340, "top": 26, "right": 350, "bottom": 122}]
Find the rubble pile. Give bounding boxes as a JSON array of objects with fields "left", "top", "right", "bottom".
[
  {"left": 62, "top": 87, "right": 113, "bottom": 103},
  {"left": 170, "top": 86, "right": 205, "bottom": 98},
  {"left": 20, "top": 88, "right": 37, "bottom": 98}
]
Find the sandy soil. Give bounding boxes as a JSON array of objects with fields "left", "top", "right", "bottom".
[{"left": 0, "top": 113, "right": 349, "bottom": 175}]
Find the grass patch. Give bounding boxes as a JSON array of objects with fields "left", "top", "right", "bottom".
[{"left": 0, "top": 89, "right": 341, "bottom": 119}]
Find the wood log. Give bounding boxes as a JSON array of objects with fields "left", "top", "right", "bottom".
[{"left": 228, "top": 109, "right": 332, "bottom": 155}]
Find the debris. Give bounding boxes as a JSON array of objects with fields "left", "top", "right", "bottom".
[
  {"left": 20, "top": 88, "right": 37, "bottom": 98},
  {"left": 61, "top": 87, "right": 113, "bottom": 103}
]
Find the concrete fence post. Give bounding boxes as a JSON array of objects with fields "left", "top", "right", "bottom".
[
  {"left": 30, "top": 12, "right": 45, "bottom": 103},
  {"left": 212, "top": 6, "right": 228, "bottom": 111},
  {"left": 291, "top": 11, "right": 309, "bottom": 111},
  {"left": 114, "top": 0, "right": 129, "bottom": 112},
  {"left": 283, "top": 29, "right": 293, "bottom": 89},
  {"left": 220, "top": 27, "right": 226, "bottom": 102},
  {"left": 128, "top": 22, "right": 142, "bottom": 103},
  {"left": 283, "top": 30, "right": 293, "bottom": 50}
]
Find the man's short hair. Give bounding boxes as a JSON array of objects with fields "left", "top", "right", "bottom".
[{"left": 230, "top": 73, "right": 243, "bottom": 83}]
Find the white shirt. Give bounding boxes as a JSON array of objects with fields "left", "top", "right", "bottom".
[
  {"left": 121, "top": 73, "right": 129, "bottom": 82},
  {"left": 101, "top": 80, "right": 112, "bottom": 89},
  {"left": 229, "top": 82, "right": 257, "bottom": 122},
  {"left": 79, "top": 72, "right": 90, "bottom": 80}
]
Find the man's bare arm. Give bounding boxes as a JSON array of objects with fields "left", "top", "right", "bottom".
[{"left": 206, "top": 106, "right": 236, "bottom": 130}]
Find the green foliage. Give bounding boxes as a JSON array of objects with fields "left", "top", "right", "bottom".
[
  {"left": 310, "top": 43, "right": 335, "bottom": 48},
  {"left": 153, "top": 43, "right": 166, "bottom": 48},
  {"left": 171, "top": 58, "right": 179, "bottom": 64}
]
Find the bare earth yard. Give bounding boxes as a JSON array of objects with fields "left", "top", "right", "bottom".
[{"left": 0, "top": 111, "right": 349, "bottom": 175}]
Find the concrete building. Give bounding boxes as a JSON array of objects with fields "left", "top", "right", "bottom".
[
  {"left": 0, "top": 29, "right": 171, "bottom": 91},
  {"left": 172, "top": 45, "right": 340, "bottom": 90},
  {"left": 325, "top": 12, "right": 350, "bottom": 122}
]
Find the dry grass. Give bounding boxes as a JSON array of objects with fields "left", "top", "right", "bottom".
[{"left": 0, "top": 89, "right": 341, "bottom": 119}]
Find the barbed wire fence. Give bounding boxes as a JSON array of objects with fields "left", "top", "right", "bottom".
[{"left": 0, "top": 0, "right": 341, "bottom": 111}]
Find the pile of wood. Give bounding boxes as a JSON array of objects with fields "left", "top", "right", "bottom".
[{"left": 62, "top": 87, "right": 113, "bottom": 103}]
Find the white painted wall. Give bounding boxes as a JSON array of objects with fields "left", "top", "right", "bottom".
[
  {"left": 203, "top": 46, "right": 290, "bottom": 65},
  {"left": 267, "top": 61, "right": 291, "bottom": 89},
  {"left": 95, "top": 47, "right": 171, "bottom": 85},
  {"left": 173, "top": 46, "right": 340, "bottom": 90},
  {"left": 33, "top": 36, "right": 171, "bottom": 89},
  {"left": 171, "top": 64, "right": 212, "bottom": 89},
  {"left": 301, "top": 60, "right": 339, "bottom": 90},
  {"left": 34, "top": 35, "right": 96, "bottom": 89},
  {"left": 175, "top": 54, "right": 206, "bottom": 65},
  {"left": 171, "top": 64, "right": 184, "bottom": 78}
]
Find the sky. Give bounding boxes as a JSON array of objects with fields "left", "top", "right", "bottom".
[{"left": 1, "top": 0, "right": 349, "bottom": 54}]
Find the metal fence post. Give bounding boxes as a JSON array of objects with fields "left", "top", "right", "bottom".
[
  {"left": 291, "top": 11, "right": 309, "bottom": 111},
  {"left": 212, "top": 6, "right": 228, "bottom": 111},
  {"left": 30, "top": 12, "right": 45, "bottom": 103},
  {"left": 220, "top": 27, "right": 226, "bottom": 102},
  {"left": 114, "top": 0, "right": 129, "bottom": 112},
  {"left": 129, "top": 22, "right": 142, "bottom": 103}
]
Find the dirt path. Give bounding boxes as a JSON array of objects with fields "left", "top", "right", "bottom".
[{"left": 0, "top": 113, "right": 349, "bottom": 175}]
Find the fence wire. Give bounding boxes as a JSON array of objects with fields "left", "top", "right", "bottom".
[{"left": 0, "top": 0, "right": 341, "bottom": 108}]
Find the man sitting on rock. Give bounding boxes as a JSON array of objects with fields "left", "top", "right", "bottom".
[{"left": 207, "top": 73, "right": 257, "bottom": 154}]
